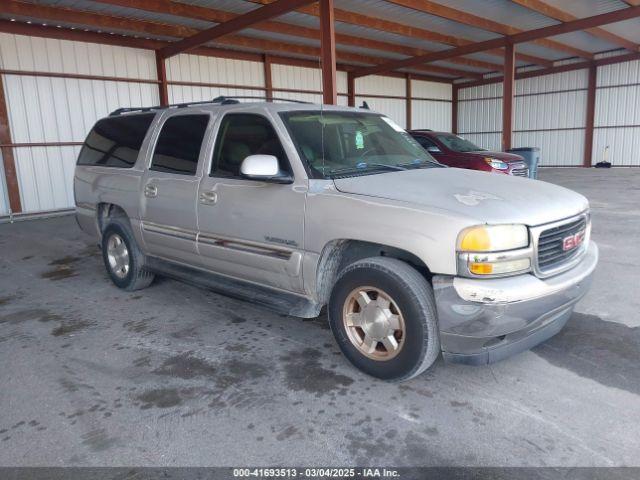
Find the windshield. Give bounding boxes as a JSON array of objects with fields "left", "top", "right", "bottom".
[
  {"left": 435, "top": 134, "right": 485, "bottom": 153},
  {"left": 280, "top": 111, "right": 441, "bottom": 178}
]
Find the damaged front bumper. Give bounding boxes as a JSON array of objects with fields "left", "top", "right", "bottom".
[{"left": 433, "top": 241, "right": 598, "bottom": 365}]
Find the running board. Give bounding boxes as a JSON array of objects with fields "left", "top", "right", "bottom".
[{"left": 146, "top": 257, "right": 322, "bottom": 318}]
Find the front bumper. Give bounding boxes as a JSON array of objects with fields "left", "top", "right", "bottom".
[{"left": 433, "top": 241, "right": 598, "bottom": 365}]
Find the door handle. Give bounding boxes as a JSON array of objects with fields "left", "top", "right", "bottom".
[
  {"left": 199, "top": 191, "right": 218, "bottom": 205},
  {"left": 144, "top": 184, "right": 158, "bottom": 198}
]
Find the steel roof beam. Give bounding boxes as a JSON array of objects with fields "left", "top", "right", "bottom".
[
  {"left": 158, "top": 0, "right": 316, "bottom": 59},
  {"left": 94, "top": 0, "right": 503, "bottom": 73},
  {"left": 246, "top": 0, "right": 553, "bottom": 67},
  {"left": 455, "top": 50, "right": 640, "bottom": 89},
  {"left": 385, "top": 0, "right": 593, "bottom": 59},
  {"left": 0, "top": 3, "right": 467, "bottom": 80},
  {"left": 512, "top": 0, "right": 640, "bottom": 53},
  {"left": 353, "top": 5, "right": 640, "bottom": 78}
]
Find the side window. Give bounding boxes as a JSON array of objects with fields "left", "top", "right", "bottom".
[
  {"left": 150, "top": 115, "right": 210, "bottom": 175},
  {"left": 77, "top": 113, "right": 155, "bottom": 168},
  {"left": 415, "top": 136, "right": 437, "bottom": 149},
  {"left": 211, "top": 114, "right": 290, "bottom": 178}
]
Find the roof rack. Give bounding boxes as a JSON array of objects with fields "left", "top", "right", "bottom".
[
  {"left": 217, "top": 95, "right": 312, "bottom": 104},
  {"left": 109, "top": 95, "right": 311, "bottom": 116}
]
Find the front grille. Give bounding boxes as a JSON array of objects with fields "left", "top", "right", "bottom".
[
  {"left": 511, "top": 166, "right": 529, "bottom": 177},
  {"left": 537, "top": 216, "right": 587, "bottom": 271}
]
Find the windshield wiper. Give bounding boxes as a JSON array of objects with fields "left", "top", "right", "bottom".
[
  {"left": 397, "top": 158, "right": 444, "bottom": 168},
  {"left": 329, "top": 162, "right": 407, "bottom": 176}
]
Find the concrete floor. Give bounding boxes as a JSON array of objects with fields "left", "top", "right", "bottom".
[{"left": 0, "top": 168, "right": 638, "bottom": 467}]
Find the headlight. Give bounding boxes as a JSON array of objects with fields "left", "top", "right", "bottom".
[
  {"left": 458, "top": 224, "right": 529, "bottom": 252},
  {"left": 484, "top": 157, "right": 508, "bottom": 170},
  {"left": 457, "top": 224, "right": 531, "bottom": 277}
]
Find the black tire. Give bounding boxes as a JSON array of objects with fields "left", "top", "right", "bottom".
[
  {"left": 328, "top": 257, "right": 440, "bottom": 381},
  {"left": 101, "top": 219, "right": 154, "bottom": 291}
]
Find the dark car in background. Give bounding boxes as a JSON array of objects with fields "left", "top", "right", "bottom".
[{"left": 410, "top": 130, "right": 529, "bottom": 177}]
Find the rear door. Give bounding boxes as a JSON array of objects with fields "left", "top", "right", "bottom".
[
  {"left": 140, "top": 111, "right": 212, "bottom": 265},
  {"left": 196, "top": 112, "right": 306, "bottom": 293}
]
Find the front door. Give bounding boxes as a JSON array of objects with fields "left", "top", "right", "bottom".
[
  {"left": 196, "top": 112, "right": 306, "bottom": 293},
  {"left": 140, "top": 112, "right": 212, "bottom": 265}
]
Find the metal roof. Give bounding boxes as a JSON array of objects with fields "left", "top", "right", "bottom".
[
  {"left": 605, "top": 18, "right": 640, "bottom": 43},
  {"left": 547, "top": 0, "right": 640, "bottom": 40},
  {"left": 1, "top": 0, "right": 638, "bottom": 83},
  {"left": 440, "top": 0, "right": 559, "bottom": 30},
  {"left": 336, "top": 0, "right": 502, "bottom": 42},
  {"left": 550, "top": 31, "right": 620, "bottom": 52}
]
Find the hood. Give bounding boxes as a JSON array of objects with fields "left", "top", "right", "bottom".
[
  {"left": 333, "top": 167, "right": 588, "bottom": 226},
  {"left": 467, "top": 151, "right": 524, "bottom": 163}
]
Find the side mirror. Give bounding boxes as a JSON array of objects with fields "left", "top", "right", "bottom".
[
  {"left": 240, "top": 155, "right": 293, "bottom": 184},
  {"left": 426, "top": 146, "right": 442, "bottom": 154}
]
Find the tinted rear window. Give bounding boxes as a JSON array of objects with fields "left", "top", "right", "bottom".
[
  {"left": 150, "top": 115, "right": 210, "bottom": 176},
  {"left": 77, "top": 114, "right": 155, "bottom": 168}
]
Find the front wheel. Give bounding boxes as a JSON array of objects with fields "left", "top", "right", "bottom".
[{"left": 328, "top": 257, "right": 440, "bottom": 381}]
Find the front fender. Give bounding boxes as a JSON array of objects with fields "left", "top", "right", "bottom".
[{"left": 303, "top": 188, "right": 475, "bottom": 297}]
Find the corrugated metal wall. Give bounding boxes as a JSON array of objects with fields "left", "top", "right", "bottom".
[
  {"left": 0, "top": 35, "right": 447, "bottom": 215},
  {"left": 271, "top": 64, "right": 348, "bottom": 105},
  {"left": 353, "top": 76, "right": 452, "bottom": 130},
  {"left": 167, "top": 53, "right": 265, "bottom": 103},
  {"left": 457, "top": 70, "right": 588, "bottom": 166},
  {"left": 458, "top": 60, "right": 640, "bottom": 167},
  {"left": 2, "top": 25, "right": 640, "bottom": 215},
  {"left": 593, "top": 59, "right": 640, "bottom": 166},
  {"left": 411, "top": 79, "right": 453, "bottom": 132},
  {"left": 514, "top": 70, "right": 588, "bottom": 166},
  {"left": 355, "top": 75, "right": 406, "bottom": 127},
  {"left": 0, "top": 33, "right": 159, "bottom": 214},
  {"left": 458, "top": 83, "right": 503, "bottom": 150},
  {"left": 0, "top": 32, "right": 457, "bottom": 216}
]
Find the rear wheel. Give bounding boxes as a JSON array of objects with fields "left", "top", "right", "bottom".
[
  {"left": 101, "top": 220, "right": 154, "bottom": 291},
  {"left": 328, "top": 257, "right": 440, "bottom": 381}
]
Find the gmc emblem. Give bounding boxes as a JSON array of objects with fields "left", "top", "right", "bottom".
[{"left": 562, "top": 230, "right": 586, "bottom": 251}]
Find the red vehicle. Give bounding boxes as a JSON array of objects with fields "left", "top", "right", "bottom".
[{"left": 410, "top": 130, "right": 530, "bottom": 177}]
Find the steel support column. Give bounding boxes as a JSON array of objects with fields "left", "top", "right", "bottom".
[
  {"left": 452, "top": 84, "right": 458, "bottom": 134},
  {"left": 156, "top": 51, "right": 169, "bottom": 106},
  {"left": 405, "top": 73, "right": 412, "bottom": 130},
  {"left": 320, "top": 0, "right": 337, "bottom": 105},
  {"left": 0, "top": 73, "right": 21, "bottom": 214},
  {"left": 347, "top": 72, "right": 355, "bottom": 106},
  {"left": 583, "top": 64, "right": 597, "bottom": 167},
  {"left": 502, "top": 42, "right": 515, "bottom": 151},
  {"left": 264, "top": 54, "right": 273, "bottom": 101}
]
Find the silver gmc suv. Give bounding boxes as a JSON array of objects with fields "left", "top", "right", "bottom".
[{"left": 74, "top": 97, "right": 598, "bottom": 381}]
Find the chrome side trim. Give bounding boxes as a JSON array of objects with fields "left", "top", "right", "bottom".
[
  {"left": 198, "top": 232, "right": 293, "bottom": 260},
  {"left": 75, "top": 202, "right": 96, "bottom": 211},
  {"left": 141, "top": 221, "right": 293, "bottom": 260},
  {"left": 530, "top": 211, "right": 590, "bottom": 279},
  {"left": 142, "top": 221, "right": 197, "bottom": 242}
]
